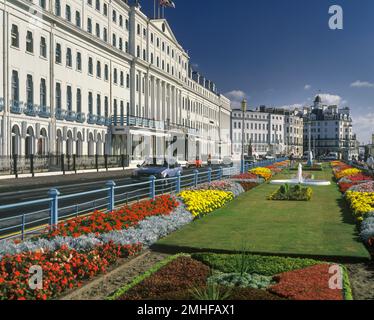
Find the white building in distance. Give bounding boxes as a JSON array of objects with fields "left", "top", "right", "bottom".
[
  {"left": 231, "top": 105, "right": 304, "bottom": 158},
  {"left": 0, "top": 0, "right": 231, "bottom": 164},
  {"left": 302, "top": 95, "right": 358, "bottom": 160}
]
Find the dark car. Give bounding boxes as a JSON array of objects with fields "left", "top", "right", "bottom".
[{"left": 132, "top": 158, "right": 183, "bottom": 180}]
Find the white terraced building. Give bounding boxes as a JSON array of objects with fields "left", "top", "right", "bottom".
[{"left": 0, "top": 0, "right": 231, "bottom": 165}]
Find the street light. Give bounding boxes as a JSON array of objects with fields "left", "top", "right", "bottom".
[{"left": 241, "top": 98, "right": 247, "bottom": 173}]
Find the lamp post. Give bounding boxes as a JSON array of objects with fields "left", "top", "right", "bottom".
[{"left": 241, "top": 98, "right": 247, "bottom": 173}]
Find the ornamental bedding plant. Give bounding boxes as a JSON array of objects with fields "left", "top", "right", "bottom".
[
  {"left": 0, "top": 242, "right": 142, "bottom": 300},
  {"left": 0, "top": 196, "right": 196, "bottom": 300},
  {"left": 268, "top": 264, "right": 343, "bottom": 300},
  {"left": 45, "top": 195, "right": 179, "bottom": 239},
  {"left": 190, "top": 180, "right": 245, "bottom": 198}
]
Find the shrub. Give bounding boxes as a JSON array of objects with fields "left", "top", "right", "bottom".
[
  {"left": 192, "top": 253, "right": 321, "bottom": 276},
  {"left": 268, "top": 184, "right": 313, "bottom": 201}
]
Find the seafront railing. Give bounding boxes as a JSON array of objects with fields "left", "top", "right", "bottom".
[{"left": 0, "top": 158, "right": 286, "bottom": 241}]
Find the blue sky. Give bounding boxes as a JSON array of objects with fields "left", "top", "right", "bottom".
[{"left": 140, "top": 0, "right": 374, "bottom": 144}]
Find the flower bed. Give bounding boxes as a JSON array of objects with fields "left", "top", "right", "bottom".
[
  {"left": 45, "top": 195, "right": 179, "bottom": 239},
  {"left": 111, "top": 253, "right": 350, "bottom": 301},
  {"left": 232, "top": 173, "right": 259, "bottom": 180},
  {"left": 339, "top": 173, "right": 373, "bottom": 184},
  {"left": 178, "top": 190, "right": 234, "bottom": 218},
  {"left": 268, "top": 184, "right": 313, "bottom": 201},
  {"left": 347, "top": 181, "right": 374, "bottom": 193},
  {"left": 250, "top": 167, "right": 272, "bottom": 181},
  {"left": 335, "top": 168, "right": 361, "bottom": 180},
  {"left": 0, "top": 242, "right": 142, "bottom": 300},
  {"left": 268, "top": 264, "right": 343, "bottom": 300},
  {"left": 236, "top": 181, "right": 259, "bottom": 192},
  {"left": 360, "top": 213, "right": 374, "bottom": 248},
  {"left": 345, "top": 191, "right": 374, "bottom": 221}
]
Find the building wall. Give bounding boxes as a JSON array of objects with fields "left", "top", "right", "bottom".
[{"left": 0, "top": 0, "right": 231, "bottom": 161}]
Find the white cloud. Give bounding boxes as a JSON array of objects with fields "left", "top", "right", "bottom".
[
  {"left": 225, "top": 90, "right": 247, "bottom": 109},
  {"left": 317, "top": 93, "right": 342, "bottom": 105},
  {"left": 304, "top": 84, "right": 311, "bottom": 90},
  {"left": 350, "top": 80, "right": 374, "bottom": 88},
  {"left": 353, "top": 113, "right": 374, "bottom": 144}
]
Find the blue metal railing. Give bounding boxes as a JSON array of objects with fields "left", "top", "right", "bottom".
[{"left": 0, "top": 158, "right": 285, "bottom": 241}]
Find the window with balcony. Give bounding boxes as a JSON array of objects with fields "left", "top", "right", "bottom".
[
  {"left": 26, "top": 75, "right": 34, "bottom": 106},
  {"left": 119, "top": 38, "right": 123, "bottom": 51},
  {"left": 119, "top": 15, "right": 123, "bottom": 27},
  {"left": 88, "top": 92, "right": 93, "bottom": 114},
  {"left": 66, "top": 86, "right": 72, "bottom": 111},
  {"left": 113, "top": 68, "right": 117, "bottom": 84},
  {"left": 103, "top": 3, "right": 107, "bottom": 16},
  {"left": 103, "top": 28, "right": 108, "bottom": 42},
  {"left": 11, "top": 70, "right": 19, "bottom": 103},
  {"left": 11, "top": 24, "right": 19, "bottom": 48},
  {"left": 126, "top": 74, "right": 130, "bottom": 88},
  {"left": 104, "top": 97, "right": 109, "bottom": 118},
  {"left": 112, "top": 10, "right": 116, "bottom": 23},
  {"left": 112, "top": 34, "right": 116, "bottom": 47},
  {"left": 26, "top": 31, "right": 33, "bottom": 53},
  {"left": 40, "top": 79, "right": 46, "bottom": 108},
  {"left": 55, "top": 83, "right": 61, "bottom": 110},
  {"left": 76, "top": 88, "right": 81, "bottom": 113},
  {"left": 97, "top": 94, "right": 101, "bottom": 116}
]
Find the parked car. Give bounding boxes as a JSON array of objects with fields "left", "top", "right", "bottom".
[
  {"left": 222, "top": 156, "right": 233, "bottom": 167},
  {"left": 324, "top": 152, "right": 339, "bottom": 161},
  {"left": 132, "top": 157, "right": 183, "bottom": 180},
  {"left": 245, "top": 156, "right": 257, "bottom": 165}
]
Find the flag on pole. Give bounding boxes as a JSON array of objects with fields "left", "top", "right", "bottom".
[{"left": 160, "top": 0, "right": 175, "bottom": 8}]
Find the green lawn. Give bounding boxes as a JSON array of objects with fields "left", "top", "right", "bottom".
[{"left": 156, "top": 168, "right": 370, "bottom": 261}]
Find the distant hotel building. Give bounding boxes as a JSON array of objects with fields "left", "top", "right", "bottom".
[
  {"left": 231, "top": 105, "right": 304, "bottom": 158},
  {"left": 302, "top": 96, "right": 358, "bottom": 160},
  {"left": 0, "top": 0, "right": 231, "bottom": 163}
]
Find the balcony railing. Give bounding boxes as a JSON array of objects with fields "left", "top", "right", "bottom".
[
  {"left": 87, "top": 113, "right": 98, "bottom": 124},
  {"left": 55, "top": 109, "right": 67, "bottom": 120},
  {"left": 96, "top": 115, "right": 106, "bottom": 126},
  {"left": 0, "top": 98, "right": 4, "bottom": 112},
  {"left": 65, "top": 110, "right": 77, "bottom": 122},
  {"left": 24, "top": 103, "right": 38, "bottom": 117},
  {"left": 10, "top": 100, "right": 23, "bottom": 114},
  {"left": 38, "top": 106, "right": 51, "bottom": 118},
  {"left": 105, "top": 117, "right": 112, "bottom": 126},
  {"left": 76, "top": 112, "right": 86, "bottom": 123}
]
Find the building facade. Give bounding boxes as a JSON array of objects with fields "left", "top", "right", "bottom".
[
  {"left": 302, "top": 96, "right": 358, "bottom": 160},
  {"left": 0, "top": 0, "right": 231, "bottom": 164},
  {"left": 231, "top": 106, "right": 303, "bottom": 159}
]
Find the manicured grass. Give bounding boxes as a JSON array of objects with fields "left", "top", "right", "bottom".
[{"left": 156, "top": 168, "right": 370, "bottom": 260}]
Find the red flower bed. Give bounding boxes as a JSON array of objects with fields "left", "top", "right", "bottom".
[
  {"left": 345, "top": 173, "right": 373, "bottom": 182},
  {"left": 46, "top": 195, "right": 179, "bottom": 239},
  {"left": 339, "top": 182, "right": 359, "bottom": 194},
  {"left": 266, "top": 166, "right": 282, "bottom": 173},
  {"left": 269, "top": 264, "right": 343, "bottom": 300},
  {"left": 0, "top": 242, "right": 142, "bottom": 300},
  {"left": 238, "top": 182, "right": 259, "bottom": 192},
  {"left": 232, "top": 173, "right": 259, "bottom": 180}
]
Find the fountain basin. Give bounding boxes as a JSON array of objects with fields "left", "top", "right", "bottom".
[{"left": 270, "top": 179, "right": 331, "bottom": 186}]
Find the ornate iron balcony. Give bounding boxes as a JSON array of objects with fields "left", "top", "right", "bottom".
[
  {"left": 96, "top": 115, "right": 106, "bottom": 126},
  {"left": 87, "top": 113, "right": 98, "bottom": 124},
  {"left": 10, "top": 100, "right": 23, "bottom": 114},
  {"left": 55, "top": 109, "right": 67, "bottom": 120},
  {"left": 65, "top": 110, "right": 77, "bottom": 122},
  {"left": 105, "top": 117, "right": 112, "bottom": 126},
  {"left": 76, "top": 112, "right": 86, "bottom": 123},
  {"left": 24, "top": 103, "right": 38, "bottom": 117},
  {"left": 38, "top": 106, "right": 51, "bottom": 118}
]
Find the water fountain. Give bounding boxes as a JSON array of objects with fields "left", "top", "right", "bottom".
[{"left": 270, "top": 163, "right": 331, "bottom": 186}]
